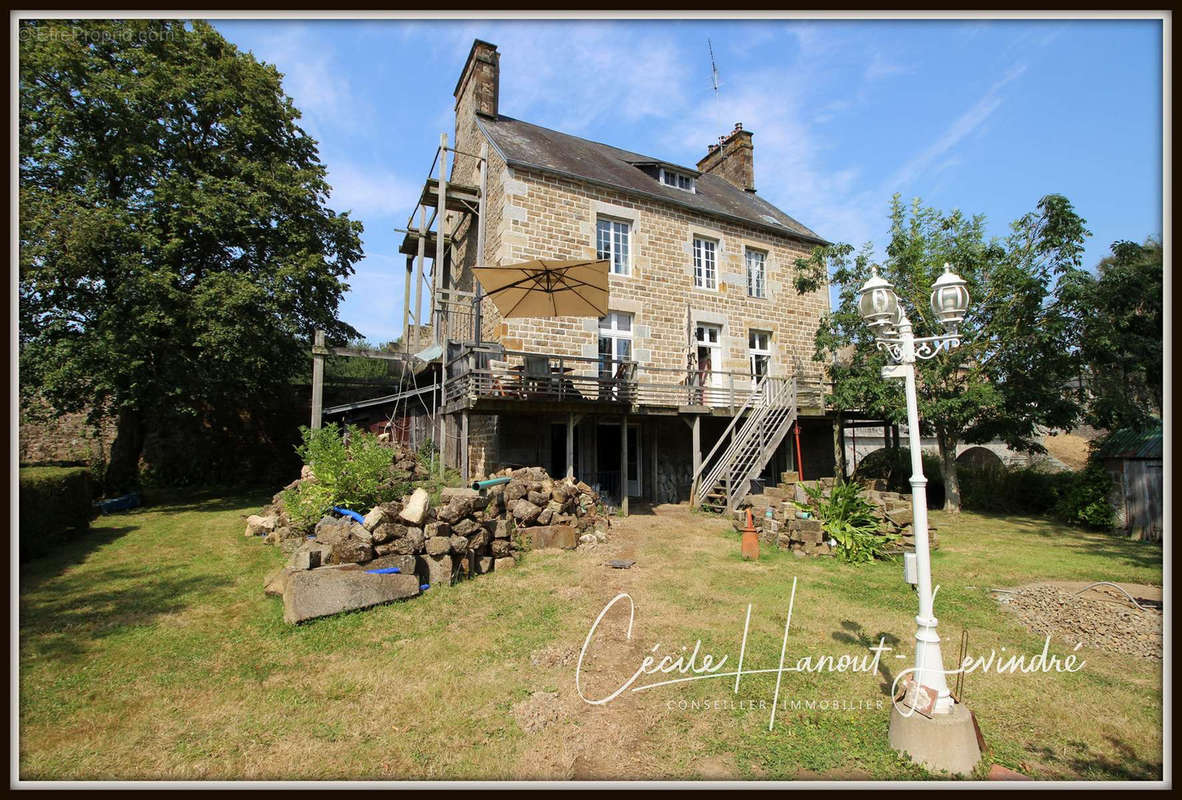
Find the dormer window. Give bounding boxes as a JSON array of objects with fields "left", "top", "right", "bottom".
[{"left": 659, "top": 168, "right": 696, "bottom": 193}]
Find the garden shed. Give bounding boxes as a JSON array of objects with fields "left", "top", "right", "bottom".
[{"left": 1095, "top": 427, "right": 1163, "bottom": 542}]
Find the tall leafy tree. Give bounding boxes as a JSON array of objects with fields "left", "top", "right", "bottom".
[
  {"left": 19, "top": 20, "right": 363, "bottom": 490},
  {"left": 794, "top": 194, "right": 1090, "bottom": 511},
  {"left": 1059, "top": 238, "right": 1163, "bottom": 432}
]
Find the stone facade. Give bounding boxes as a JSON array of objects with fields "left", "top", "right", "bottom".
[{"left": 445, "top": 40, "right": 832, "bottom": 488}]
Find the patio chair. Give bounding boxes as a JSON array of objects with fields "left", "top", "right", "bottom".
[{"left": 523, "top": 355, "right": 552, "bottom": 396}]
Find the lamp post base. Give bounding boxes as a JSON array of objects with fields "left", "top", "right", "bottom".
[{"left": 888, "top": 702, "right": 982, "bottom": 776}]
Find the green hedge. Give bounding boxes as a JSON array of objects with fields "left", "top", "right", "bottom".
[{"left": 19, "top": 466, "right": 93, "bottom": 559}]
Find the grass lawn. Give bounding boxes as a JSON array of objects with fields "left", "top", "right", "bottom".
[{"left": 19, "top": 490, "right": 1163, "bottom": 781}]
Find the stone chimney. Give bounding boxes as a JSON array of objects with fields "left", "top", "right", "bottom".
[
  {"left": 696, "top": 122, "right": 755, "bottom": 193},
  {"left": 453, "top": 39, "right": 500, "bottom": 120}
]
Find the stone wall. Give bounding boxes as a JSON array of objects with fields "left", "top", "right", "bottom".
[{"left": 19, "top": 401, "right": 116, "bottom": 466}]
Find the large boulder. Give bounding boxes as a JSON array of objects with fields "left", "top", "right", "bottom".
[
  {"left": 370, "top": 520, "right": 406, "bottom": 545},
  {"left": 512, "top": 499, "right": 542, "bottom": 525},
  {"left": 425, "top": 521, "right": 451, "bottom": 538},
  {"left": 315, "top": 517, "right": 375, "bottom": 564},
  {"left": 244, "top": 514, "right": 277, "bottom": 538},
  {"left": 425, "top": 536, "right": 451, "bottom": 556},
  {"left": 525, "top": 524, "right": 576, "bottom": 550},
  {"left": 290, "top": 541, "right": 332, "bottom": 570},
  {"left": 486, "top": 518, "right": 511, "bottom": 539},
  {"left": 418, "top": 553, "right": 457, "bottom": 587},
  {"left": 263, "top": 566, "right": 297, "bottom": 597},
  {"left": 362, "top": 506, "right": 386, "bottom": 532},
  {"left": 505, "top": 480, "right": 529, "bottom": 503},
  {"left": 283, "top": 566, "right": 420, "bottom": 624},
  {"left": 449, "top": 535, "right": 469, "bottom": 554},
  {"left": 366, "top": 553, "right": 416, "bottom": 574},
  {"left": 451, "top": 517, "right": 480, "bottom": 537},
  {"left": 399, "top": 488, "right": 431, "bottom": 526},
  {"left": 441, "top": 487, "right": 481, "bottom": 503}
]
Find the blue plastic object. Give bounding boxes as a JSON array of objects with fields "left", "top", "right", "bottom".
[
  {"left": 98, "top": 492, "right": 141, "bottom": 514},
  {"left": 420, "top": 584, "right": 430, "bottom": 591},
  {"left": 332, "top": 506, "right": 365, "bottom": 523},
  {"left": 365, "top": 567, "right": 401, "bottom": 574}
]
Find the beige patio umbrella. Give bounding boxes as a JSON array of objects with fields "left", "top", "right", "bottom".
[{"left": 474, "top": 259, "right": 609, "bottom": 318}]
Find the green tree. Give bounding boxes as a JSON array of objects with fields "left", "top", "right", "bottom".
[
  {"left": 795, "top": 194, "right": 1090, "bottom": 512},
  {"left": 1059, "top": 238, "right": 1162, "bottom": 431},
  {"left": 19, "top": 20, "right": 363, "bottom": 491}
]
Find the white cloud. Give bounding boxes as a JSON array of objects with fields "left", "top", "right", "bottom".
[
  {"left": 325, "top": 161, "right": 419, "bottom": 221},
  {"left": 884, "top": 63, "right": 1027, "bottom": 192},
  {"left": 244, "top": 25, "right": 375, "bottom": 139}
]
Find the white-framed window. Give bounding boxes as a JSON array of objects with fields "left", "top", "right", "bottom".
[
  {"left": 693, "top": 237, "right": 717, "bottom": 290},
  {"left": 596, "top": 217, "right": 631, "bottom": 276},
  {"left": 598, "top": 311, "right": 634, "bottom": 377},
  {"left": 749, "top": 329, "right": 772, "bottom": 381},
  {"left": 659, "top": 168, "right": 696, "bottom": 193},
  {"left": 746, "top": 248, "right": 767, "bottom": 298}
]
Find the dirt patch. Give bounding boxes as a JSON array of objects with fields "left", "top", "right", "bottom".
[
  {"left": 529, "top": 643, "right": 578, "bottom": 668},
  {"left": 992, "top": 582, "right": 1162, "bottom": 660},
  {"left": 512, "top": 690, "right": 564, "bottom": 734}
]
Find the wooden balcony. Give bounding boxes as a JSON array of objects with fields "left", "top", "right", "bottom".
[{"left": 442, "top": 343, "right": 827, "bottom": 416}]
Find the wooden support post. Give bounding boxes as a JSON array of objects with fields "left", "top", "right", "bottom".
[
  {"left": 566, "top": 413, "right": 575, "bottom": 480},
  {"left": 311, "top": 329, "right": 325, "bottom": 430},
  {"left": 474, "top": 141, "right": 488, "bottom": 343},
  {"left": 691, "top": 415, "right": 702, "bottom": 478},
  {"left": 433, "top": 133, "right": 449, "bottom": 344},
  {"left": 620, "top": 417, "right": 629, "bottom": 516},
  {"left": 461, "top": 410, "right": 469, "bottom": 484},
  {"left": 414, "top": 205, "right": 427, "bottom": 351},
  {"left": 402, "top": 255, "right": 413, "bottom": 350},
  {"left": 835, "top": 415, "right": 847, "bottom": 478}
]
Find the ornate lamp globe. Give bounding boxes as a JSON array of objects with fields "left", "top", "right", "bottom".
[
  {"left": 930, "top": 263, "right": 969, "bottom": 331},
  {"left": 858, "top": 268, "right": 899, "bottom": 332},
  {"left": 880, "top": 302, "right": 904, "bottom": 338}
]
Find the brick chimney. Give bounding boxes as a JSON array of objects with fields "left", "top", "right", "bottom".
[
  {"left": 454, "top": 39, "right": 499, "bottom": 120},
  {"left": 696, "top": 123, "right": 755, "bottom": 193}
]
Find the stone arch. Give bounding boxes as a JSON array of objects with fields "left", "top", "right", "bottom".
[{"left": 956, "top": 446, "right": 1003, "bottom": 470}]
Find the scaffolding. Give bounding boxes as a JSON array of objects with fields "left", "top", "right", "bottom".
[{"left": 308, "top": 132, "right": 487, "bottom": 485}]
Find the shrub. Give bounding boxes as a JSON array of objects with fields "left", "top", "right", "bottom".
[
  {"left": 19, "top": 466, "right": 93, "bottom": 560},
  {"left": 800, "top": 479, "right": 897, "bottom": 564},
  {"left": 282, "top": 425, "right": 415, "bottom": 527},
  {"left": 957, "top": 458, "right": 1115, "bottom": 531},
  {"left": 853, "top": 447, "right": 945, "bottom": 507},
  {"left": 1052, "top": 461, "right": 1116, "bottom": 530}
]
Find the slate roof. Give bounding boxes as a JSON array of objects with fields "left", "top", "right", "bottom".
[{"left": 476, "top": 115, "right": 828, "bottom": 246}]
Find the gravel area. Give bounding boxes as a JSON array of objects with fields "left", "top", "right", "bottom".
[{"left": 994, "top": 584, "right": 1162, "bottom": 661}]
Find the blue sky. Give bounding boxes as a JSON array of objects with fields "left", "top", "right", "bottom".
[{"left": 212, "top": 16, "right": 1165, "bottom": 344}]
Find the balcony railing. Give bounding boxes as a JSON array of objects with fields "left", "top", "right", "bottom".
[{"left": 443, "top": 343, "right": 828, "bottom": 412}]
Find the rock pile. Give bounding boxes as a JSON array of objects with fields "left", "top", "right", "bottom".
[
  {"left": 249, "top": 465, "right": 611, "bottom": 624},
  {"left": 997, "top": 584, "right": 1162, "bottom": 660},
  {"left": 730, "top": 474, "right": 935, "bottom": 556}
]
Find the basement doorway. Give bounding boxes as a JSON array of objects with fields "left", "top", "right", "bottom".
[{"left": 596, "top": 423, "right": 641, "bottom": 502}]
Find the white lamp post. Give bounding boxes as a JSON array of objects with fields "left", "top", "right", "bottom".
[{"left": 858, "top": 264, "right": 981, "bottom": 774}]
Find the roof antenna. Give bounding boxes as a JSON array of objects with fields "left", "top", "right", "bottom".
[{"left": 707, "top": 39, "right": 723, "bottom": 142}]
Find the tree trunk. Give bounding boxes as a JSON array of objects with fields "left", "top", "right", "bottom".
[
  {"left": 936, "top": 429, "right": 961, "bottom": 513},
  {"left": 105, "top": 407, "right": 146, "bottom": 494}
]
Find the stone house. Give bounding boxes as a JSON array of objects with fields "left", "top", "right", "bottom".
[{"left": 397, "top": 40, "right": 837, "bottom": 511}]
